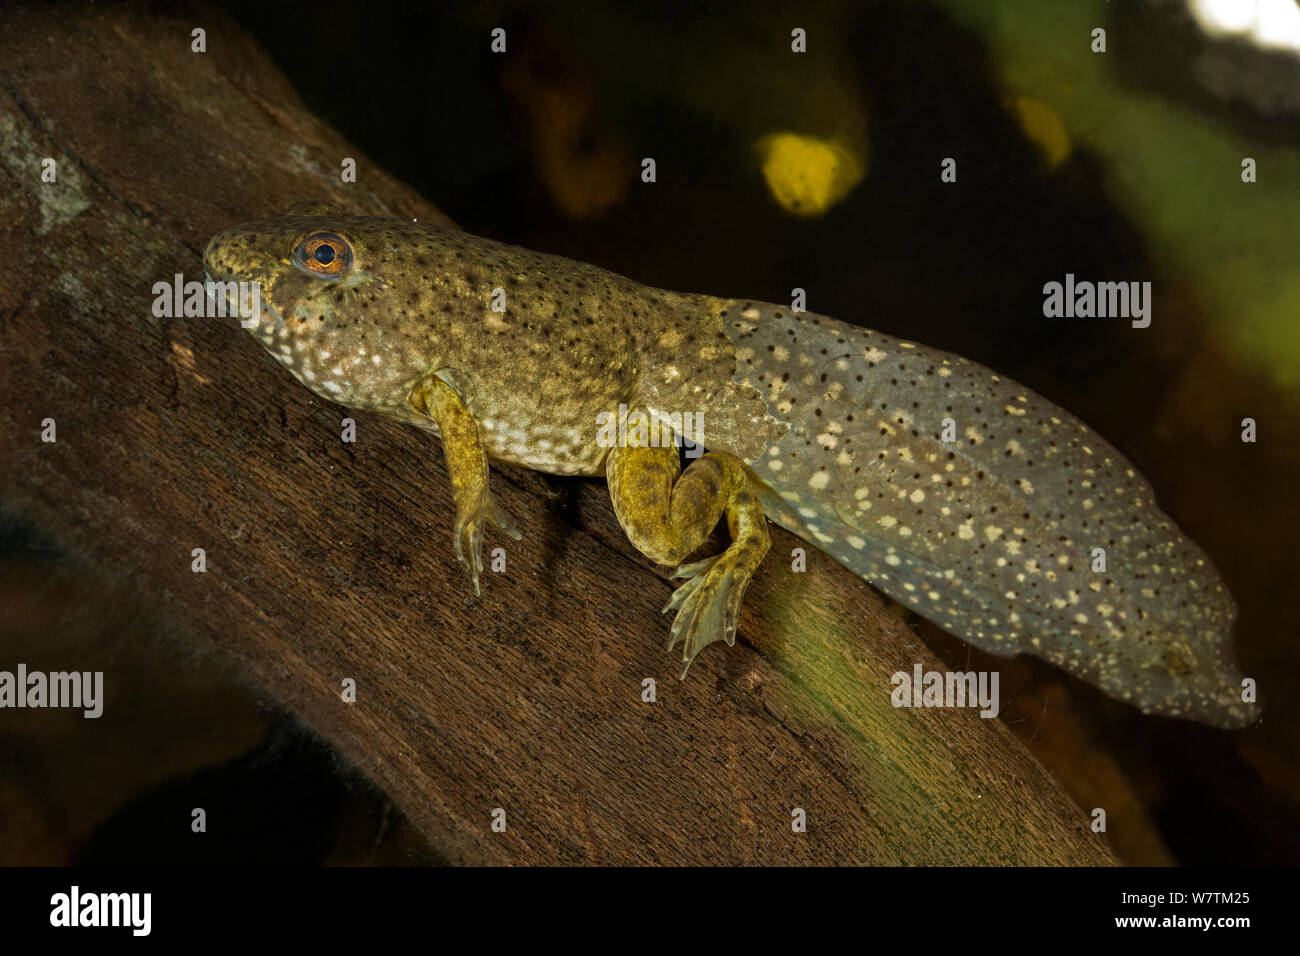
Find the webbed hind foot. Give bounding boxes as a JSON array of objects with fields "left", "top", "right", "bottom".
[{"left": 664, "top": 532, "right": 765, "bottom": 676}]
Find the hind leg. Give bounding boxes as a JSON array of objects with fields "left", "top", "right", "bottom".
[{"left": 605, "top": 429, "right": 769, "bottom": 674}]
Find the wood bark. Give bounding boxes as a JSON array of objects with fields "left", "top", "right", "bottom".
[{"left": 0, "top": 5, "right": 1116, "bottom": 864}]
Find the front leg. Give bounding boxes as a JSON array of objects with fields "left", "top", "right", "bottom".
[
  {"left": 605, "top": 421, "right": 770, "bottom": 676},
  {"left": 409, "top": 369, "right": 520, "bottom": 596}
]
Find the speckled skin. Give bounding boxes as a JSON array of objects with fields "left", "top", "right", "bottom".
[
  {"left": 204, "top": 203, "right": 1253, "bottom": 728},
  {"left": 204, "top": 203, "right": 778, "bottom": 473}
]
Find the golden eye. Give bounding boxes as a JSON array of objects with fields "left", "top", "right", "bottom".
[{"left": 293, "top": 232, "right": 353, "bottom": 279}]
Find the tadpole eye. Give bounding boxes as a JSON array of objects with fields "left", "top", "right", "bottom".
[{"left": 293, "top": 232, "right": 352, "bottom": 279}]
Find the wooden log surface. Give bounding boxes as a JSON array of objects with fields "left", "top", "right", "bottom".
[{"left": 0, "top": 5, "right": 1115, "bottom": 864}]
